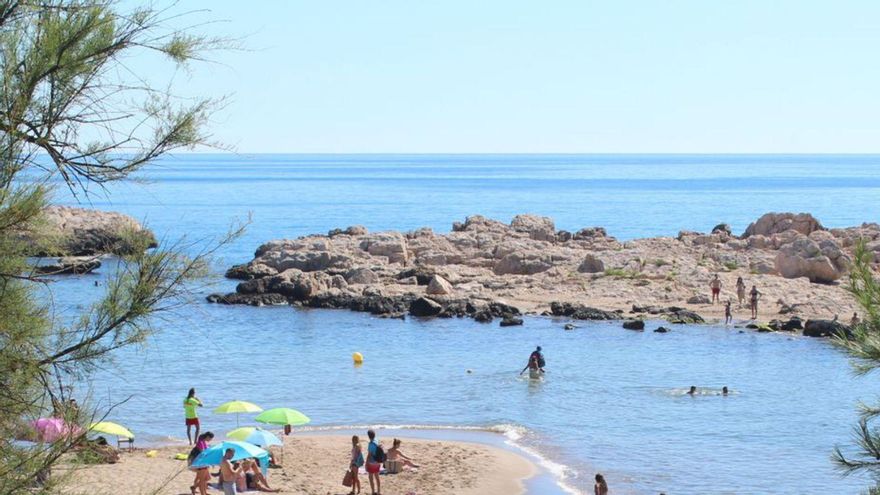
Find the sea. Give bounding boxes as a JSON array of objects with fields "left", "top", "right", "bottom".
[{"left": 48, "top": 154, "right": 880, "bottom": 494}]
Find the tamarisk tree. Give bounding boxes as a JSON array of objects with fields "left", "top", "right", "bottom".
[
  {"left": 834, "top": 242, "right": 880, "bottom": 494},
  {"left": 0, "top": 2, "right": 237, "bottom": 493}
]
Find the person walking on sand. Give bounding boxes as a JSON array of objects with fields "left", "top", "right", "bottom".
[
  {"left": 724, "top": 300, "right": 733, "bottom": 325},
  {"left": 736, "top": 277, "right": 746, "bottom": 307},
  {"left": 184, "top": 388, "right": 204, "bottom": 444},
  {"left": 366, "top": 429, "right": 384, "bottom": 495},
  {"left": 220, "top": 448, "right": 243, "bottom": 495},
  {"left": 749, "top": 285, "right": 761, "bottom": 319},
  {"left": 349, "top": 435, "right": 363, "bottom": 495},
  {"left": 594, "top": 473, "right": 609, "bottom": 495},
  {"left": 710, "top": 274, "right": 722, "bottom": 304},
  {"left": 188, "top": 431, "right": 214, "bottom": 495}
]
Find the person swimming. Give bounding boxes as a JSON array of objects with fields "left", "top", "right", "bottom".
[
  {"left": 687, "top": 386, "right": 697, "bottom": 395},
  {"left": 722, "top": 386, "right": 729, "bottom": 395}
]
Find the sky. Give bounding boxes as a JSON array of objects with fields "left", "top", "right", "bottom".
[{"left": 136, "top": 1, "right": 880, "bottom": 153}]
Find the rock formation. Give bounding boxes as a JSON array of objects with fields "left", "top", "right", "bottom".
[
  {"left": 23, "top": 206, "right": 156, "bottom": 256},
  {"left": 209, "top": 212, "right": 878, "bottom": 325}
]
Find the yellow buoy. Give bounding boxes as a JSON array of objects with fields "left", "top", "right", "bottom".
[{"left": 352, "top": 352, "right": 363, "bottom": 364}]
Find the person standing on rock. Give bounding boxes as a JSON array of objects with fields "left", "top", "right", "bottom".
[
  {"left": 709, "top": 275, "right": 722, "bottom": 304},
  {"left": 736, "top": 277, "right": 746, "bottom": 307},
  {"left": 749, "top": 285, "right": 761, "bottom": 319}
]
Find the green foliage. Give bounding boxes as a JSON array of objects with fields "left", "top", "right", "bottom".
[
  {"left": 603, "top": 267, "right": 640, "bottom": 279},
  {"left": 723, "top": 261, "right": 739, "bottom": 271},
  {"left": 0, "top": 2, "right": 236, "bottom": 493},
  {"left": 833, "top": 242, "right": 880, "bottom": 488}
]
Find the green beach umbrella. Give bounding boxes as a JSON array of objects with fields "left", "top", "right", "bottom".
[
  {"left": 88, "top": 421, "right": 134, "bottom": 439},
  {"left": 254, "top": 407, "right": 310, "bottom": 427},
  {"left": 214, "top": 400, "right": 263, "bottom": 427}
]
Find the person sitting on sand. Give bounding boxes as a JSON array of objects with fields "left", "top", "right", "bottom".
[
  {"left": 366, "top": 429, "right": 383, "bottom": 495},
  {"left": 385, "top": 438, "right": 419, "bottom": 473},
  {"left": 219, "top": 448, "right": 243, "bottom": 495},
  {"left": 687, "top": 386, "right": 697, "bottom": 395},
  {"left": 851, "top": 312, "right": 861, "bottom": 327},
  {"left": 749, "top": 285, "right": 761, "bottom": 319},
  {"left": 237, "top": 458, "right": 279, "bottom": 493},
  {"left": 594, "top": 473, "right": 609, "bottom": 495},
  {"left": 349, "top": 435, "right": 363, "bottom": 495},
  {"left": 710, "top": 275, "right": 722, "bottom": 304},
  {"left": 189, "top": 431, "right": 214, "bottom": 495},
  {"left": 724, "top": 300, "right": 732, "bottom": 325},
  {"left": 736, "top": 277, "right": 746, "bottom": 307}
]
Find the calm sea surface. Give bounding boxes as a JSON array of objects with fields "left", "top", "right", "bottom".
[{"left": 52, "top": 154, "right": 880, "bottom": 494}]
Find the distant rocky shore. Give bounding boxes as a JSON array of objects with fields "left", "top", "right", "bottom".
[{"left": 209, "top": 212, "right": 880, "bottom": 337}]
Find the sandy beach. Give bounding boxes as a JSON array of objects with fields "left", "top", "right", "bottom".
[{"left": 58, "top": 433, "right": 537, "bottom": 495}]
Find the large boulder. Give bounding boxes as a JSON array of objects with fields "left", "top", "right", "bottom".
[
  {"left": 803, "top": 319, "right": 850, "bottom": 338},
  {"left": 409, "top": 297, "right": 443, "bottom": 317},
  {"left": 577, "top": 254, "right": 605, "bottom": 273},
  {"left": 743, "top": 212, "right": 824, "bottom": 238},
  {"left": 510, "top": 214, "right": 556, "bottom": 242},
  {"left": 34, "top": 257, "right": 101, "bottom": 275},
  {"left": 494, "top": 252, "right": 552, "bottom": 275},
  {"left": 550, "top": 302, "right": 618, "bottom": 320},
  {"left": 426, "top": 274, "right": 454, "bottom": 295},
  {"left": 344, "top": 267, "right": 378, "bottom": 285},
  {"left": 26, "top": 206, "right": 157, "bottom": 256},
  {"left": 774, "top": 235, "right": 848, "bottom": 283},
  {"left": 359, "top": 233, "right": 409, "bottom": 264}
]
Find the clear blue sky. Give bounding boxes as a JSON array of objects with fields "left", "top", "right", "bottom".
[{"left": 145, "top": 1, "right": 880, "bottom": 153}]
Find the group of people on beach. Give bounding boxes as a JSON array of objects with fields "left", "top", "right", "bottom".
[
  {"left": 346, "top": 429, "right": 419, "bottom": 495},
  {"left": 710, "top": 275, "right": 762, "bottom": 321},
  {"left": 184, "top": 388, "right": 280, "bottom": 495}
]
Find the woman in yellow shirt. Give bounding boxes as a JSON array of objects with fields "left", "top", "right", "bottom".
[{"left": 184, "top": 388, "right": 203, "bottom": 444}]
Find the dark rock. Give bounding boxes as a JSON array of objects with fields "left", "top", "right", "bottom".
[
  {"left": 573, "top": 227, "right": 607, "bottom": 240},
  {"left": 654, "top": 326, "right": 670, "bottom": 333},
  {"left": 206, "top": 292, "right": 288, "bottom": 306},
  {"left": 327, "top": 228, "right": 344, "bottom": 237},
  {"left": 666, "top": 309, "right": 705, "bottom": 324},
  {"left": 564, "top": 323, "right": 576, "bottom": 330},
  {"left": 711, "top": 223, "right": 732, "bottom": 236},
  {"left": 623, "top": 320, "right": 645, "bottom": 330},
  {"left": 488, "top": 301, "right": 522, "bottom": 317},
  {"left": 804, "top": 319, "right": 851, "bottom": 338},
  {"left": 768, "top": 317, "right": 804, "bottom": 332},
  {"left": 34, "top": 258, "right": 101, "bottom": 275},
  {"left": 395, "top": 267, "right": 434, "bottom": 285},
  {"left": 556, "top": 230, "right": 572, "bottom": 242},
  {"left": 500, "top": 316, "right": 524, "bottom": 327},
  {"left": 549, "top": 302, "right": 618, "bottom": 320},
  {"left": 225, "top": 264, "right": 254, "bottom": 280},
  {"left": 632, "top": 304, "right": 665, "bottom": 315},
  {"left": 473, "top": 310, "right": 493, "bottom": 323},
  {"left": 687, "top": 294, "right": 711, "bottom": 305},
  {"left": 409, "top": 297, "right": 443, "bottom": 317}
]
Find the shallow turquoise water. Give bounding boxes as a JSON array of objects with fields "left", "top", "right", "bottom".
[{"left": 48, "top": 154, "right": 880, "bottom": 494}]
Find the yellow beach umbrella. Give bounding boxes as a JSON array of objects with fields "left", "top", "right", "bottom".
[
  {"left": 214, "top": 400, "right": 263, "bottom": 426},
  {"left": 89, "top": 421, "right": 134, "bottom": 439}
]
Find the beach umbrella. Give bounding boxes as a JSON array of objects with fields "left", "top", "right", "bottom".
[
  {"left": 254, "top": 407, "right": 310, "bottom": 427},
  {"left": 213, "top": 400, "right": 263, "bottom": 427},
  {"left": 32, "top": 418, "right": 81, "bottom": 443},
  {"left": 191, "top": 440, "right": 269, "bottom": 474},
  {"left": 88, "top": 421, "right": 134, "bottom": 439},
  {"left": 226, "top": 427, "right": 282, "bottom": 447}
]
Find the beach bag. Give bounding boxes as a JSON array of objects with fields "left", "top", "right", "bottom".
[
  {"left": 372, "top": 444, "right": 387, "bottom": 463},
  {"left": 342, "top": 469, "right": 354, "bottom": 487}
]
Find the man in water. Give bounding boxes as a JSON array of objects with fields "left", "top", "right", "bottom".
[
  {"left": 521, "top": 346, "right": 545, "bottom": 375},
  {"left": 687, "top": 386, "right": 697, "bottom": 395},
  {"left": 709, "top": 274, "right": 722, "bottom": 304}
]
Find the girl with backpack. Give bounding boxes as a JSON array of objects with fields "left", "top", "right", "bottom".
[{"left": 366, "top": 429, "right": 384, "bottom": 495}]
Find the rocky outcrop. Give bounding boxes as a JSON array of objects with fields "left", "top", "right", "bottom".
[
  {"left": 34, "top": 257, "right": 101, "bottom": 275},
  {"left": 743, "top": 212, "right": 823, "bottom": 238},
  {"left": 25, "top": 206, "right": 156, "bottom": 256},
  {"left": 623, "top": 320, "right": 645, "bottom": 330},
  {"left": 803, "top": 319, "right": 850, "bottom": 338},
  {"left": 211, "top": 212, "right": 876, "bottom": 323}
]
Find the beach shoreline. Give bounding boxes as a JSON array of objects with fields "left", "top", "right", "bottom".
[{"left": 58, "top": 428, "right": 556, "bottom": 495}]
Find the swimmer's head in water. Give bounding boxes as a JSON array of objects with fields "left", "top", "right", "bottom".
[
  {"left": 536, "top": 346, "right": 542, "bottom": 351},
  {"left": 689, "top": 386, "right": 697, "bottom": 393},
  {"left": 722, "top": 386, "right": 729, "bottom": 394}
]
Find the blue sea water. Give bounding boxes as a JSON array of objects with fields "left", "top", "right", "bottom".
[{"left": 50, "top": 154, "right": 880, "bottom": 494}]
